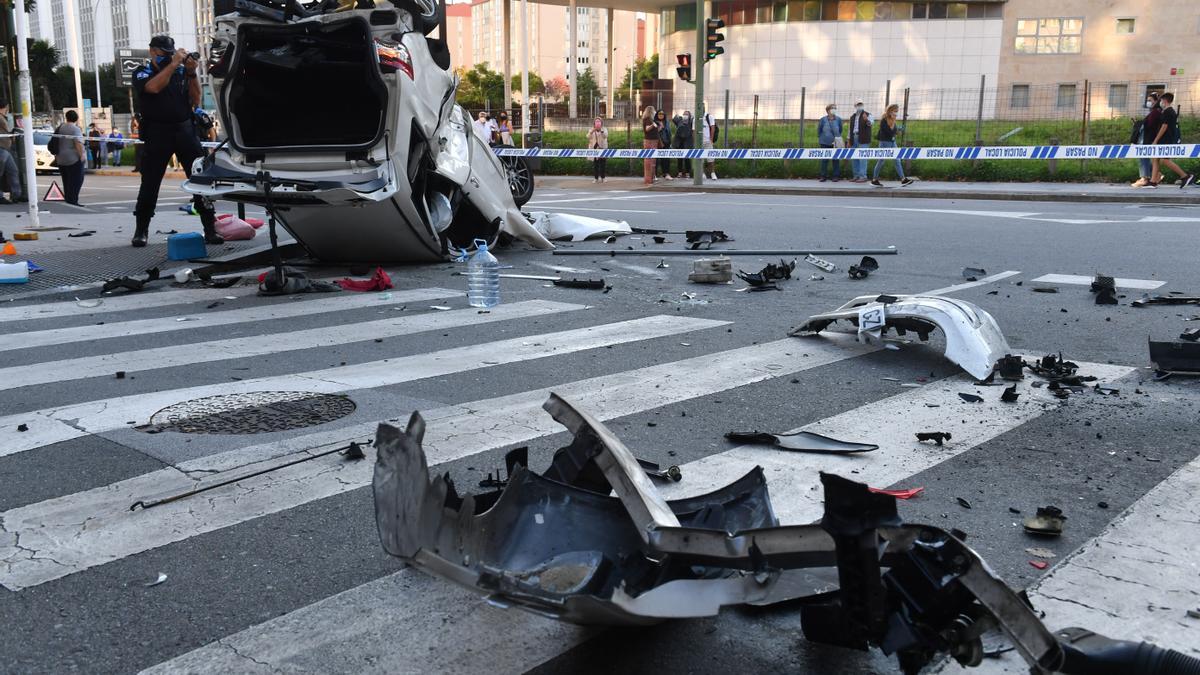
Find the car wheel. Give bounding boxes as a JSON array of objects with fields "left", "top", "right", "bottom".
[
  {"left": 393, "top": 0, "right": 443, "bottom": 36},
  {"left": 501, "top": 154, "right": 534, "bottom": 207}
]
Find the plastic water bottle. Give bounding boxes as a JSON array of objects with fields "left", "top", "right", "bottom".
[{"left": 466, "top": 238, "right": 500, "bottom": 308}]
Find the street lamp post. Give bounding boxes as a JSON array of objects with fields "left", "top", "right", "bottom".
[{"left": 85, "top": 0, "right": 105, "bottom": 110}]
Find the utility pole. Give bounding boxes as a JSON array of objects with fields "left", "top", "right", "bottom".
[
  {"left": 65, "top": 0, "right": 85, "bottom": 119},
  {"left": 14, "top": 0, "right": 40, "bottom": 227},
  {"left": 692, "top": 0, "right": 704, "bottom": 186}
]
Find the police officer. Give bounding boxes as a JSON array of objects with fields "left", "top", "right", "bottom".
[{"left": 130, "top": 35, "right": 222, "bottom": 248}]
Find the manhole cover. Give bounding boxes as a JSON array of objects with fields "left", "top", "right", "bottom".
[{"left": 141, "top": 392, "right": 356, "bottom": 434}]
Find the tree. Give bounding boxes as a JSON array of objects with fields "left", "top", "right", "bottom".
[
  {"left": 576, "top": 67, "right": 601, "bottom": 104},
  {"left": 543, "top": 76, "right": 568, "bottom": 102},
  {"left": 28, "top": 40, "right": 58, "bottom": 110},
  {"left": 510, "top": 72, "right": 544, "bottom": 100},
  {"left": 615, "top": 54, "right": 660, "bottom": 101},
  {"left": 456, "top": 63, "right": 505, "bottom": 110}
]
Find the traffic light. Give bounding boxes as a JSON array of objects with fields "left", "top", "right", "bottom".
[
  {"left": 675, "top": 53, "right": 692, "bottom": 81},
  {"left": 705, "top": 18, "right": 725, "bottom": 61}
]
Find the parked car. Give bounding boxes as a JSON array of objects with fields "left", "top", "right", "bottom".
[
  {"left": 33, "top": 130, "right": 56, "bottom": 174},
  {"left": 184, "top": 0, "right": 547, "bottom": 263}
]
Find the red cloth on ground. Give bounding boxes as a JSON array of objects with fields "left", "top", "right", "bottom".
[{"left": 335, "top": 266, "right": 393, "bottom": 292}]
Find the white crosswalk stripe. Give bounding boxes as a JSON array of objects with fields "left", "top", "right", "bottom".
[
  {"left": 0, "top": 300, "right": 582, "bottom": 391},
  {"left": 0, "top": 286, "right": 261, "bottom": 323},
  {"left": 137, "top": 359, "right": 1134, "bottom": 675},
  {"left": 0, "top": 313, "right": 726, "bottom": 458}
]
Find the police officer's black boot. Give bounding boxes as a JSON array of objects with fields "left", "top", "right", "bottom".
[
  {"left": 131, "top": 216, "right": 150, "bottom": 248},
  {"left": 200, "top": 209, "right": 224, "bottom": 246}
]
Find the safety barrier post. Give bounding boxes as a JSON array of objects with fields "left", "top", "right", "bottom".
[
  {"left": 975, "top": 74, "right": 985, "bottom": 146},
  {"left": 722, "top": 89, "right": 730, "bottom": 150},
  {"left": 1048, "top": 137, "right": 1059, "bottom": 175},
  {"left": 751, "top": 94, "right": 759, "bottom": 173},
  {"left": 798, "top": 87, "right": 806, "bottom": 149}
]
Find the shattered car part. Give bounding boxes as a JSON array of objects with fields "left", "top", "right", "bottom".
[
  {"left": 1181, "top": 328, "right": 1200, "bottom": 342},
  {"left": 688, "top": 257, "right": 732, "bottom": 284},
  {"left": 996, "top": 354, "right": 1025, "bottom": 380},
  {"left": 848, "top": 256, "right": 879, "bottom": 280},
  {"left": 553, "top": 247, "right": 900, "bottom": 257},
  {"left": 553, "top": 278, "right": 607, "bottom": 290},
  {"left": 685, "top": 230, "right": 732, "bottom": 250},
  {"left": 1027, "top": 353, "right": 1097, "bottom": 387},
  {"left": 962, "top": 267, "right": 987, "bottom": 281},
  {"left": 372, "top": 394, "right": 1199, "bottom": 674},
  {"left": 528, "top": 212, "right": 632, "bottom": 242},
  {"left": 724, "top": 430, "right": 879, "bottom": 454},
  {"left": 804, "top": 253, "right": 838, "bottom": 273},
  {"left": 1149, "top": 339, "right": 1200, "bottom": 376},
  {"left": 1001, "top": 384, "right": 1020, "bottom": 402},
  {"left": 185, "top": 6, "right": 551, "bottom": 262},
  {"left": 916, "top": 432, "right": 952, "bottom": 445},
  {"left": 1132, "top": 294, "right": 1200, "bottom": 307},
  {"left": 789, "top": 294, "right": 1011, "bottom": 381},
  {"left": 1024, "top": 506, "right": 1067, "bottom": 536},
  {"left": 737, "top": 259, "right": 796, "bottom": 287}
]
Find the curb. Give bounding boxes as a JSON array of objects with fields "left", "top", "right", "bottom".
[{"left": 646, "top": 183, "right": 1200, "bottom": 205}]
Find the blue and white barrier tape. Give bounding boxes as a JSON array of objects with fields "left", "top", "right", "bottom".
[{"left": 494, "top": 143, "right": 1200, "bottom": 161}]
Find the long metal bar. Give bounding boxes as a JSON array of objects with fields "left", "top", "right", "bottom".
[
  {"left": 553, "top": 248, "right": 898, "bottom": 257},
  {"left": 13, "top": 0, "right": 40, "bottom": 227}
]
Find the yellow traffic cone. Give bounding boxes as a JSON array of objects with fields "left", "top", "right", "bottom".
[{"left": 0, "top": 242, "right": 16, "bottom": 256}]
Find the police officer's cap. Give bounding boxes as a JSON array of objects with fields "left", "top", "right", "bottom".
[{"left": 149, "top": 35, "right": 175, "bottom": 52}]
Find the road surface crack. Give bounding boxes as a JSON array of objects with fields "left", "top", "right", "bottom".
[{"left": 219, "top": 640, "right": 278, "bottom": 672}]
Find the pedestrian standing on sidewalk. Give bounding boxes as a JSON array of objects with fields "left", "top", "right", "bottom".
[
  {"left": 587, "top": 117, "right": 609, "bottom": 183},
  {"left": 99, "top": 128, "right": 109, "bottom": 168},
  {"left": 87, "top": 124, "right": 103, "bottom": 170},
  {"left": 52, "top": 110, "right": 85, "bottom": 205},
  {"left": 847, "top": 99, "right": 872, "bottom": 182},
  {"left": 871, "top": 104, "right": 913, "bottom": 187},
  {"left": 672, "top": 111, "right": 693, "bottom": 179},
  {"left": 642, "top": 106, "right": 659, "bottom": 185},
  {"left": 817, "top": 103, "right": 843, "bottom": 182},
  {"left": 495, "top": 112, "right": 514, "bottom": 146},
  {"left": 655, "top": 110, "right": 674, "bottom": 180},
  {"left": 130, "top": 34, "right": 223, "bottom": 248},
  {"left": 107, "top": 128, "right": 124, "bottom": 166},
  {"left": 1150, "top": 93, "right": 1194, "bottom": 189},
  {"left": 130, "top": 114, "right": 142, "bottom": 173},
  {"left": 1132, "top": 93, "right": 1162, "bottom": 188},
  {"left": 700, "top": 108, "right": 718, "bottom": 180},
  {"left": 0, "top": 100, "right": 25, "bottom": 203}
]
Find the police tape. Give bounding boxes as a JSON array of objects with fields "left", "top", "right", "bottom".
[
  {"left": 0, "top": 132, "right": 224, "bottom": 147},
  {"left": 494, "top": 143, "right": 1200, "bottom": 161}
]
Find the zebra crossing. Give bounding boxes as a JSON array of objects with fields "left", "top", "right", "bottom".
[{"left": 1, "top": 275, "right": 1196, "bottom": 674}]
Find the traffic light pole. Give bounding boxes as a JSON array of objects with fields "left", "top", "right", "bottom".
[{"left": 692, "top": 0, "right": 704, "bottom": 186}]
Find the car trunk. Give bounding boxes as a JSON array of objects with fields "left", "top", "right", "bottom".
[{"left": 225, "top": 18, "right": 388, "bottom": 153}]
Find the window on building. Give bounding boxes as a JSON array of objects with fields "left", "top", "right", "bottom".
[
  {"left": 1015, "top": 17, "right": 1082, "bottom": 54},
  {"left": 773, "top": 1, "right": 788, "bottom": 22},
  {"left": 676, "top": 3, "right": 696, "bottom": 30},
  {"left": 1011, "top": 84, "right": 1030, "bottom": 108},
  {"left": 928, "top": 3, "right": 946, "bottom": 19},
  {"left": 837, "top": 1, "right": 857, "bottom": 20},
  {"left": 855, "top": 1, "right": 874, "bottom": 20},
  {"left": 821, "top": 0, "right": 838, "bottom": 20},
  {"left": 947, "top": 3, "right": 967, "bottom": 18},
  {"left": 911, "top": 2, "right": 926, "bottom": 19},
  {"left": 1057, "top": 84, "right": 1077, "bottom": 108},
  {"left": 1116, "top": 18, "right": 1135, "bottom": 34},
  {"left": 1108, "top": 84, "right": 1128, "bottom": 110},
  {"left": 757, "top": 0, "right": 774, "bottom": 23}
]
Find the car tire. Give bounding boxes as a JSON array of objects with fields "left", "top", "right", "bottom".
[
  {"left": 393, "top": 0, "right": 443, "bottom": 36},
  {"left": 497, "top": 147, "right": 534, "bottom": 207}
]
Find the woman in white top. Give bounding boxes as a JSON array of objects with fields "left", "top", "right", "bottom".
[{"left": 586, "top": 117, "right": 609, "bottom": 182}]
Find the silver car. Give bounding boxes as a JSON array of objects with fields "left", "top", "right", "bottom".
[{"left": 185, "top": 0, "right": 549, "bottom": 262}]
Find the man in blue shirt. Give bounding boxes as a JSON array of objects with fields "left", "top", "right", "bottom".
[
  {"left": 130, "top": 34, "right": 222, "bottom": 248},
  {"left": 816, "top": 104, "right": 843, "bottom": 182}
]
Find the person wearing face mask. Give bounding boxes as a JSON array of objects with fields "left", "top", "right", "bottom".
[
  {"left": 641, "top": 106, "right": 659, "bottom": 185},
  {"left": 1131, "top": 93, "right": 1162, "bottom": 188},
  {"left": 130, "top": 34, "right": 222, "bottom": 247},
  {"left": 671, "top": 111, "right": 693, "bottom": 179},
  {"left": 655, "top": 110, "right": 674, "bottom": 180},
  {"left": 871, "top": 104, "right": 913, "bottom": 187},
  {"left": 1150, "top": 93, "right": 1194, "bottom": 189},
  {"left": 816, "top": 103, "right": 843, "bottom": 182},
  {"left": 0, "top": 100, "right": 24, "bottom": 204},
  {"left": 587, "top": 117, "right": 609, "bottom": 183},
  {"left": 847, "top": 100, "right": 872, "bottom": 183},
  {"left": 495, "top": 112, "right": 513, "bottom": 146}
]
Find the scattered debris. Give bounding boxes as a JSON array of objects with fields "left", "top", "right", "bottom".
[
  {"left": 1180, "top": 328, "right": 1200, "bottom": 342},
  {"left": 0, "top": 261, "right": 30, "bottom": 284},
  {"left": 790, "top": 294, "right": 1011, "bottom": 381},
  {"left": 1001, "top": 385, "right": 1020, "bottom": 402},
  {"left": 1032, "top": 287, "right": 1059, "bottom": 294},
  {"left": 1148, "top": 339, "right": 1200, "bottom": 378},
  {"left": 143, "top": 572, "right": 169, "bottom": 587},
  {"left": 958, "top": 393, "right": 984, "bottom": 403},
  {"left": 429, "top": 305, "right": 452, "bottom": 311},
  {"left": 962, "top": 267, "right": 987, "bottom": 281},
  {"left": 115, "top": 371, "right": 126, "bottom": 380},
  {"left": 259, "top": 266, "right": 341, "bottom": 296},
  {"left": 956, "top": 497, "right": 972, "bottom": 509},
  {"left": 652, "top": 236, "right": 667, "bottom": 244},
  {"left": 847, "top": 256, "right": 879, "bottom": 280},
  {"left": 1027, "top": 353, "right": 1097, "bottom": 386},
  {"left": 996, "top": 354, "right": 1025, "bottom": 380},
  {"left": 725, "top": 429, "right": 879, "bottom": 454},
  {"left": 656, "top": 259, "right": 669, "bottom": 269},
  {"left": 639, "top": 459, "right": 683, "bottom": 483},
  {"left": 1023, "top": 506, "right": 1066, "bottom": 536},
  {"left": 688, "top": 257, "right": 732, "bottom": 284},
  {"left": 1028, "top": 560, "right": 1049, "bottom": 570},
  {"left": 868, "top": 486, "right": 924, "bottom": 499},
  {"left": 1026, "top": 547, "right": 1056, "bottom": 559},
  {"left": 1091, "top": 275, "right": 1118, "bottom": 305},
  {"left": 553, "top": 278, "right": 607, "bottom": 290},
  {"left": 16, "top": 423, "right": 28, "bottom": 432},
  {"left": 804, "top": 253, "right": 838, "bottom": 273},
  {"left": 737, "top": 259, "right": 796, "bottom": 287},
  {"left": 67, "top": 230, "right": 97, "bottom": 238},
  {"left": 685, "top": 230, "right": 732, "bottom": 250},
  {"left": 808, "top": 273, "right": 824, "bottom": 281},
  {"left": 1097, "top": 501, "right": 1109, "bottom": 509},
  {"left": 1132, "top": 294, "right": 1200, "bottom": 307},
  {"left": 75, "top": 297, "right": 103, "bottom": 308},
  {"left": 527, "top": 212, "right": 632, "bottom": 242},
  {"left": 1092, "top": 385, "right": 1119, "bottom": 396},
  {"left": 336, "top": 267, "right": 393, "bottom": 292},
  {"left": 916, "top": 432, "right": 952, "bottom": 445}
]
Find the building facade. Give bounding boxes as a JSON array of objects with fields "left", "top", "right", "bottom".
[
  {"left": 446, "top": 3, "right": 476, "bottom": 72},
  {"left": 30, "top": 0, "right": 200, "bottom": 71}
]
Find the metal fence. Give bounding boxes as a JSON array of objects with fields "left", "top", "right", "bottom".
[{"left": 535, "top": 77, "right": 1200, "bottom": 150}]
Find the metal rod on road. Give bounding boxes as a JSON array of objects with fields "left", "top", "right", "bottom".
[
  {"left": 553, "top": 248, "right": 899, "bottom": 257},
  {"left": 14, "top": 0, "right": 40, "bottom": 227}
]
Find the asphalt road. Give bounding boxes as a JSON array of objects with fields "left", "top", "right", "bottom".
[{"left": 2, "top": 179, "right": 1199, "bottom": 674}]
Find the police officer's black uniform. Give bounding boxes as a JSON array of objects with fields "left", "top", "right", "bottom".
[{"left": 131, "top": 35, "right": 221, "bottom": 247}]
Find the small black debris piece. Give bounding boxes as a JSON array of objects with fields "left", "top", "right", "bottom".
[
  {"left": 341, "top": 441, "right": 366, "bottom": 461},
  {"left": 684, "top": 230, "right": 732, "bottom": 250},
  {"left": 956, "top": 497, "right": 972, "bottom": 509},
  {"left": 17, "top": 423, "right": 28, "bottom": 432},
  {"left": 1091, "top": 275, "right": 1118, "bottom": 305},
  {"left": 1023, "top": 506, "right": 1067, "bottom": 536},
  {"left": 1008, "top": 507, "right": 1022, "bottom": 514},
  {"left": 652, "top": 236, "right": 667, "bottom": 244},
  {"left": 1149, "top": 338, "right": 1200, "bottom": 376},
  {"left": 875, "top": 294, "right": 900, "bottom": 304},
  {"left": 726, "top": 430, "right": 878, "bottom": 454},
  {"left": 101, "top": 276, "right": 146, "bottom": 294},
  {"left": 1097, "top": 501, "right": 1109, "bottom": 509},
  {"left": 996, "top": 354, "right": 1025, "bottom": 381},
  {"left": 1093, "top": 385, "right": 1120, "bottom": 396},
  {"left": 1180, "top": 328, "right": 1200, "bottom": 342},
  {"left": 115, "top": 371, "right": 126, "bottom": 380},
  {"left": 553, "top": 278, "right": 607, "bottom": 290},
  {"left": 958, "top": 393, "right": 984, "bottom": 403},
  {"left": 67, "top": 230, "right": 97, "bottom": 238},
  {"left": 638, "top": 459, "right": 683, "bottom": 483},
  {"left": 1132, "top": 294, "right": 1200, "bottom": 307},
  {"left": 847, "top": 256, "right": 879, "bottom": 280},
  {"left": 738, "top": 259, "right": 796, "bottom": 287},
  {"left": 986, "top": 290, "right": 998, "bottom": 295},
  {"left": 915, "top": 432, "right": 952, "bottom": 446},
  {"left": 604, "top": 235, "right": 618, "bottom": 244},
  {"left": 1032, "top": 287, "right": 1059, "bottom": 294},
  {"left": 962, "top": 267, "right": 986, "bottom": 281},
  {"left": 1028, "top": 353, "right": 1097, "bottom": 386},
  {"left": 1001, "top": 385, "right": 1020, "bottom": 402}
]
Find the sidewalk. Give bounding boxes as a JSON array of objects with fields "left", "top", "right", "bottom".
[
  {"left": 0, "top": 208, "right": 274, "bottom": 300},
  {"left": 641, "top": 176, "right": 1200, "bottom": 204}
]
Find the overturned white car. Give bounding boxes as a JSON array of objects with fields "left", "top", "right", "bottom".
[{"left": 185, "top": 0, "right": 550, "bottom": 262}]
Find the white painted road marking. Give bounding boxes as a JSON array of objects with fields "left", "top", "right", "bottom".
[
  {"left": 0, "top": 286, "right": 262, "bottom": 324},
  {"left": 0, "top": 315, "right": 728, "bottom": 459},
  {"left": 923, "top": 270, "right": 1022, "bottom": 296},
  {"left": 1030, "top": 273, "right": 1166, "bottom": 290},
  {"left": 0, "top": 300, "right": 583, "bottom": 391}
]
